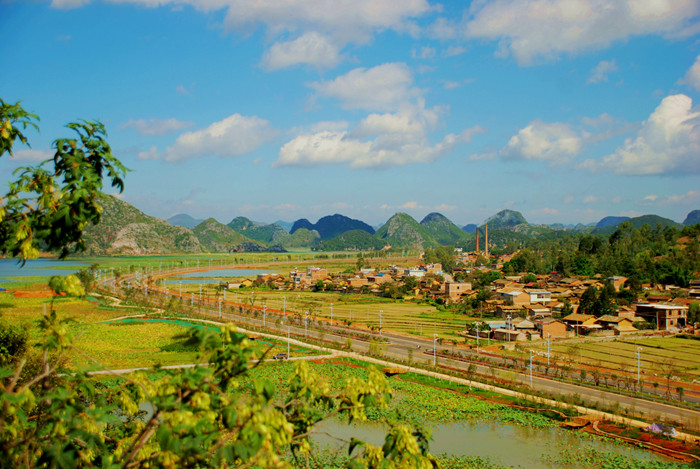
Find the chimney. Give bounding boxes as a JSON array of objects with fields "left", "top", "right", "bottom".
[
  {"left": 485, "top": 224, "right": 489, "bottom": 258},
  {"left": 475, "top": 228, "right": 479, "bottom": 253}
]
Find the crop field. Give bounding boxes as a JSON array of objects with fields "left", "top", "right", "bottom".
[
  {"left": 526, "top": 336, "right": 700, "bottom": 380},
  {"left": 166, "top": 287, "right": 468, "bottom": 339}
]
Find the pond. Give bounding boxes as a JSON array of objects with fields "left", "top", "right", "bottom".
[
  {"left": 313, "top": 419, "right": 671, "bottom": 468},
  {"left": 0, "top": 258, "right": 88, "bottom": 282}
]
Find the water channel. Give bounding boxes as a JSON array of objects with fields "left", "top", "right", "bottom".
[
  {"left": 163, "top": 268, "right": 272, "bottom": 285},
  {"left": 313, "top": 418, "right": 670, "bottom": 468},
  {"left": 0, "top": 258, "right": 87, "bottom": 283}
]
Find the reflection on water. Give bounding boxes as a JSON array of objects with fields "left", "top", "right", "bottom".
[
  {"left": 313, "top": 419, "right": 666, "bottom": 469},
  {"left": 0, "top": 258, "right": 87, "bottom": 282}
]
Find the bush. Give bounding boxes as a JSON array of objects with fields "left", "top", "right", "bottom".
[{"left": 0, "top": 322, "right": 28, "bottom": 365}]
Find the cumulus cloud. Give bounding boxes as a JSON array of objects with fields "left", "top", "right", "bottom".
[
  {"left": 594, "top": 94, "right": 700, "bottom": 175},
  {"left": 587, "top": 59, "right": 618, "bottom": 84},
  {"left": 464, "top": 0, "right": 700, "bottom": 65},
  {"left": 274, "top": 111, "right": 483, "bottom": 169},
  {"left": 95, "top": 0, "right": 431, "bottom": 68},
  {"left": 51, "top": 0, "right": 90, "bottom": 9},
  {"left": 412, "top": 46, "right": 436, "bottom": 59},
  {"left": 262, "top": 32, "right": 341, "bottom": 70},
  {"left": 680, "top": 54, "right": 700, "bottom": 91},
  {"left": 120, "top": 118, "right": 194, "bottom": 136},
  {"left": 139, "top": 114, "right": 277, "bottom": 162},
  {"left": 311, "top": 63, "right": 417, "bottom": 111},
  {"left": 501, "top": 121, "right": 583, "bottom": 163},
  {"left": 10, "top": 148, "right": 53, "bottom": 163}
]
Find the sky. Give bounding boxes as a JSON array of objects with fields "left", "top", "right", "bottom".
[{"left": 2, "top": 0, "right": 700, "bottom": 228}]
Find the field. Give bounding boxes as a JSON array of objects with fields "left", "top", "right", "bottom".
[{"left": 524, "top": 336, "right": 700, "bottom": 381}]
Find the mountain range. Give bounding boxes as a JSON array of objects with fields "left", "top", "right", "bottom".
[{"left": 81, "top": 195, "right": 699, "bottom": 255}]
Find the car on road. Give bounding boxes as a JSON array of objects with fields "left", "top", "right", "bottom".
[{"left": 273, "top": 352, "right": 288, "bottom": 360}]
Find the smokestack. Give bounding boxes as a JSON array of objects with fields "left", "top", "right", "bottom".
[
  {"left": 485, "top": 224, "right": 489, "bottom": 258},
  {"left": 475, "top": 228, "right": 479, "bottom": 253}
]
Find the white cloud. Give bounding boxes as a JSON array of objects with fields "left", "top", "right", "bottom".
[
  {"left": 501, "top": 120, "right": 583, "bottom": 163},
  {"left": 643, "top": 194, "right": 658, "bottom": 201},
  {"left": 597, "top": 94, "right": 700, "bottom": 175},
  {"left": 262, "top": 32, "right": 341, "bottom": 70},
  {"left": 412, "top": 46, "right": 436, "bottom": 59},
  {"left": 137, "top": 146, "right": 160, "bottom": 161},
  {"left": 311, "top": 63, "right": 417, "bottom": 111},
  {"left": 274, "top": 113, "right": 484, "bottom": 169},
  {"left": 680, "top": 54, "right": 700, "bottom": 91},
  {"left": 141, "top": 114, "right": 277, "bottom": 162},
  {"left": 587, "top": 59, "right": 618, "bottom": 84},
  {"left": 120, "top": 118, "right": 194, "bottom": 136},
  {"left": 442, "top": 45, "right": 467, "bottom": 57},
  {"left": 10, "top": 148, "right": 53, "bottom": 163},
  {"left": 434, "top": 203, "right": 456, "bottom": 211},
  {"left": 400, "top": 201, "right": 420, "bottom": 209},
  {"left": 583, "top": 195, "right": 598, "bottom": 203},
  {"left": 105, "top": 0, "right": 431, "bottom": 67},
  {"left": 464, "top": 0, "right": 700, "bottom": 65},
  {"left": 50, "top": 0, "right": 90, "bottom": 9}
]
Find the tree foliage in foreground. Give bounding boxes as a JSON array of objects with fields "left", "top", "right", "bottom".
[
  {"left": 0, "top": 304, "right": 437, "bottom": 468},
  {"left": 0, "top": 98, "right": 127, "bottom": 260}
]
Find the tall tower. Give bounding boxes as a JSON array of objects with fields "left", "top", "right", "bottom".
[
  {"left": 475, "top": 228, "right": 479, "bottom": 253},
  {"left": 485, "top": 224, "right": 489, "bottom": 258}
]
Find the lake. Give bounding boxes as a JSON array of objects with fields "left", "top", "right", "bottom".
[{"left": 0, "top": 258, "right": 88, "bottom": 283}]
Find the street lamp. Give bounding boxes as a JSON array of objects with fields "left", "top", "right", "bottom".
[
  {"left": 636, "top": 346, "right": 642, "bottom": 389},
  {"left": 529, "top": 350, "right": 534, "bottom": 387},
  {"left": 433, "top": 333, "right": 438, "bottom": 367},
  {"left": 330, "top": 303, "right": 333, "bottom": 326},
  {"left": 304, "top": 312, "right": 308, "bottom": 337},
  {"left": 379, "top": 310, "right": 383, "bottom": 336},
  {"left": 263, "top": 305, "right": 267, "bottom": 328},
  {"left": 475, "top": 324, "right": 479, "bottom": 353}
]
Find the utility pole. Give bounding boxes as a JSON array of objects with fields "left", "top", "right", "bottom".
[
  {"left": 546, "top": 333, "right": 550, "bottom": 368},
  {"left": 529, "top": 350, "right": 534, "bottom": 388},
  {"left": 379, "top": 310, "right": 383, "bottom": 336},
  {"left": 263, "top": 305, "right": 267, "bottom": 328},
  {"left": 304, "top": 312, "right": 308, "bottom": 337},
  {"left": 330, "top": 303, "right": 333, "bottom": 326},
  {"left": 476, "top": 324, "right": 479, "bottom": 353}
]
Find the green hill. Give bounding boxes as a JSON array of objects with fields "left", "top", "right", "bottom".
[
  {"left": 374, "top": 213, "right": 439, "bottom": 249},
  {"left": 227, "top": 217, "right": 288, "bottom": 244},
  {"left": 82, "top": 195, "right": 202, "bottom": 255},
  {"left": 593, "top": 214, "right": 681, "bottom": 235},
  {"left": 193, "top": 218, "right": 262, "bottom": 252},
  {"left": 419, "top": 212, "right": 468, "bottom": 245},
  {"left": 482, "top": 209, "right": 528, "bottom": 230},
  {"left": 317, "top": 230, "right": 386, "bottom": 251}
]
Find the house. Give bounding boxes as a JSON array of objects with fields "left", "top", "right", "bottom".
[
  {"left": 562, "top": 313, "right": 602, "bottom": 334},
  {"left": 513, "top": 318, "right": 536, "bottom": 330},
  {"left": 527, "top": 305, "right": 551, "bottom": 318},
  {"left": 690, "top": 279, "right": 700, "bottom": 299},
  {"left": 525, "top": 289, "right": 552, "bottom": 304},
  {"left": 498, "top": 289, "right": 530, "bottom": 306},
  {"left": 606, "top": 276, "right": 628, "bottom": 292},
  {"left": 597, "top": 315, "right": 637, "bottom": 334},
  {"left": 404, "top": 268, "right": 426, "bottom": 278},
  {"left": 534, "top": 318, "right": 567, "bottom": 339},
  {"left": 307, "top": 267, "right": 328, "bottom": 281},
  {"left": 445, "top": 281, "right": 472, "bottom": 301},
  {"left": 496, "top": 305, "right": 524, "bottom": 318},
  {"left": 347, "top": 276, "right": 369, "bottom": 288},
  {"left": 634, "top": 303, "right": 688, "bottom": 330},
  {"left": 493, "top": 329, "right": 527, "bottom": 342}
]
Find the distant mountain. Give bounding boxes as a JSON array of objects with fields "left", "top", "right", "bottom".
[
  {"left": 317, "top": 230, "right": 386, "bottom": 251},
  {"left": 462, "top": 224, "right": 477, "bottom": 233},
  {"left": 83, "top": 195, "right": 202, "bottom": 255},
  {"left": 596, "top": 216, "right": 630, "bottom": 229},
  {"left": 273, "top": 220, "right": 293, "bottom": 232},
  {"left": 194, "top": 218, "right": 262, "bottom": 252},
  {"left": 290, "top": 218, "right": 314, "bottom": 234},
  {"left": 419, "top": 212, "right": 468, "bottom": 245},
  {"left": 227, "top": 217, "right": 288, "bottom": 244},
  {"left": 482, "top": 209, "right": 528, "bottom": 230},
  {"left": 168, "top": 213, "right": 205, "bottom": 229},
  {"left": 375, "top": 213, "right": 439, "bottom": 249},
  {"left": 684, "top": 210, "right": 700, "bottom": 226},
  {"left": 594, "top": 214, "right": 681, "bottom": 235},
  {"left": 290, "top": 214, "right": 374, "bottom": 240}
]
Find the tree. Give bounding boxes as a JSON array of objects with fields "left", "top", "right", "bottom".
[
  {"left": 578, "top": 286, "right": 597, "bottom": 316},
  {"left": 595, "top": 281, "right": 617, "bottom": 317},
  {"left": 1, "top": 99, "right": 127, "bottom": 260}
]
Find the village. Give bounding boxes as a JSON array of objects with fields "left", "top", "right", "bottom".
[{"left": 222, "top": 245, "right": 699, "bottom": 345}]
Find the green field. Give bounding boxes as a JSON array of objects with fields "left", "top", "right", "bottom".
[{"left": 526, "top": 337, "right": 700, "bottom": 380}]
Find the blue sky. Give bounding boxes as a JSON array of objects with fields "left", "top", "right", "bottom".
[{"left": 2, "top": 0, "right": 700, "bottom": 228}]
